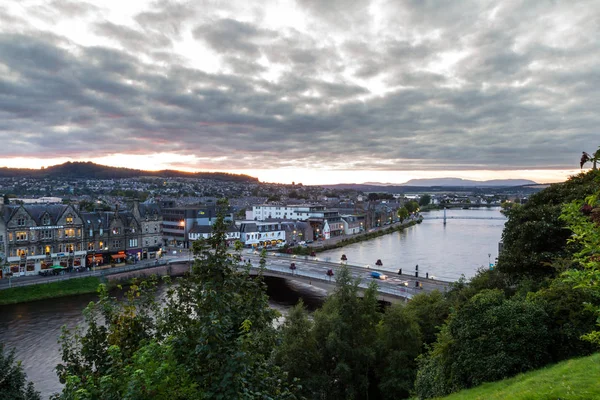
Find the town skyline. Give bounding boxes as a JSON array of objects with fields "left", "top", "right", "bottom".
[{"left": 1, "top": 1, "right": 597, "bottom": 185}]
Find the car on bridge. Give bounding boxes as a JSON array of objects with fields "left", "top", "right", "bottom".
[{"left": 371, "top": 271, "right": 388, "bottom": 280}]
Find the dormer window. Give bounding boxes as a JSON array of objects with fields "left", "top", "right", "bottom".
[
  {"left": 66, "top": 214, "right": 74, "bottom": 224},
  {"left": 42, "top": 215, "right": 51, "bottom": 225},
  {"left": 17, "top": 217, "right": 26, "bottom": 226}
]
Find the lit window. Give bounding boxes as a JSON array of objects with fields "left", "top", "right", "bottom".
[
  {"left": 66, "top": 214, "right": 74, "bottom": 224},
  {"left": 16, "top": 231, "right": 28, "bottom": 241}
]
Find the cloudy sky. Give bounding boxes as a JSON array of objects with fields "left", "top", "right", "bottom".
[{"left": 0, "top": 0, "right": 598, "bottom": 184}]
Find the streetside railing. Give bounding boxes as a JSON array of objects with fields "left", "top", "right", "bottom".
[{"left": 0, "top": 259, "right": 174, "bottom": 290}]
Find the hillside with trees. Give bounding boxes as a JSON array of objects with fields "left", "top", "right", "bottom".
[{"left": 0, "top": 161, "right": 259, "bottom": 182}]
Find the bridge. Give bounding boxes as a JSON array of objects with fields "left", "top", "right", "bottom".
[
  {"left": 0, "top": 253, "right": 452, "bottom": 303},
  {"left": 241, "top": 253, "right": 452, "bottom": 302}
]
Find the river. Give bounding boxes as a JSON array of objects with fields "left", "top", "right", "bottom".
[
  {"left": 319, "top": 207, "right": 506, "bottom": 281},
  {"left": 0, "top": 208, "right": 506, "bottom": 398}
]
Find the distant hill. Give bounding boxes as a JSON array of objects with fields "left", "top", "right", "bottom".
[
  {"left": 0, "top": 162, "right": 259, "bottom": 183},
  {"left": 400, "top": 178, "right": 538, "bottom": 187}
]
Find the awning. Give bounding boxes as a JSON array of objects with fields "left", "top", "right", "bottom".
[
  {"left": 110, "top": 254, "right": 126, "bottom": 259},
  {"left": 51, "top": 265, "right": 64, "bottom": 269}
]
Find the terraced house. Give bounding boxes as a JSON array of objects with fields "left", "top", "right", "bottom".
[
  {"left": 0, "top": 201, "right": 163, "bottom": 278},
  {"left": 0, "top": 203, "right": 86, "bottom": 277}
]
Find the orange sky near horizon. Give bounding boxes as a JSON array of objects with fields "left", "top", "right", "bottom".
[{"left": 0, "top": 156, "right": 582, "bottom": 185}]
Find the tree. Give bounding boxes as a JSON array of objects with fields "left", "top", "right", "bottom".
[
  {"left": 559, "top": 189, "right": 600, "bottom": 346},
  {"left": 0, "top": 344, "right": 41, "bottom": 400},
  {"left": 277, "top": 266, "right": 382, "bottom": 399},
  {"left": 415, "top": 290, "right": 551, "bottom": 398},
  {"left": 497, "top": 170, "right": 599, "bottom": 282},
  {"left": 404, "top": 200, "right": 419, "bottom": 214},
  {"left": 397, "top": 207, "right": 409, "bottom": 222},
  {"left": 274, "top": 301, "right": 321, "bottom": 399},
  {"left": 418, "top": 194, "right": 431, "bottom": 207},
  {"left": 54, "top": 199, "right": 298, "bottom": 399},
  {"left": 376, "top": 304, "right": 422, "bottom": 399},
  {"left": 580, "top": 146, "right": 599, "bottom": 169},
  {"left": 405, "top": 290, "right": 450, "bottom": 347}
]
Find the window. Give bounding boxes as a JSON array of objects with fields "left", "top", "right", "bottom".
[
  {"left": 17, "top": 248, "right": 27, "bottom": 256},
  {"left": 99, "top": 241, "right": 104, "bottom": 249},
  {"left": 17, "top": 217, "right": 26, "bottom": 226},
  {"left": 87, "top": 242, "right": 95, "bottom": 250},
  {"left": 16, "top": 231, "right": 28, "bottom": 241},
  {"left": 77, "top": 229, "right": 81, "bottom": 237},
  {"left": 112, "top": 240, "right": 122, "bottom": 249},
  {"left": 42, "top": 215, "right": 50, "bottom": 225},
  {"left": 129, "top": 239, "right": 138, "bottom": 248},
  {"left": 130, "top": 227, "right": 136, "bottom": 233},
  {"left": 8, "top": 233, "right": 13, "bottom": 242},
  {"left": 64, "top": 228, "right": 75, "bottom": 238},
  {"left": 41, "top": 230, "right": 52, "bottom": 239},
  {"left": 66, "top": 214, "right": 74, "bottom": 224},
  {"left": 45, "top": 245, "right": 51, "bottom": 254},
  {"left": 112, "top": 227, "right": 121, "bottom": 235}
]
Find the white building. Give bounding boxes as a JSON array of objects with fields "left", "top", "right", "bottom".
[{"left": 237, "top": 220, "right": 286, "bottom": 247}]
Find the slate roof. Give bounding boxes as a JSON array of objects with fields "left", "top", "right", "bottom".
[{"left": 1, "top": 204, "right": 69, "bottom": 225}]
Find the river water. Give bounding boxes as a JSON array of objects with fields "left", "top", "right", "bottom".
[
  {"left": 0, "top": 208, "right": 505, "bottom": 398},
  {"left": 319, "top": 207, "right": 506, "bottom": 281}
]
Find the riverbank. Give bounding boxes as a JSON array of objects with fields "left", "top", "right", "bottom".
[
  {"left": 0, "top": 276, "right": 103, "bottom": 306},
  {"left": 285, "top": 219, "right": 422, "bottom": 256}
]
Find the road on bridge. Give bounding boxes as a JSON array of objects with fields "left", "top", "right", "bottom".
[{"left": 241, "top": 252, "right": 451, "bottom": 299}]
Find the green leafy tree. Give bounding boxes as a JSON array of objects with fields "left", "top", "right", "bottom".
[
  {"left": 0, "top": 344, "right": 41, "bottom": 400},
  {"left": 376, "top": 304, "right": 422, "bottom": 399},
  {"left": 274, "top": 300, "right": 321, "bottom": 399},
  {"left": 405, "top": 290, "right": 450, "bottom": 347},
  {"left": 415, "top": 290, "right": 551, "bottom": 398},
  {"left": 559, "top": 189, "right": 600, "bottom": 346},
  {"left": 54, "top": 199, "right": 298, "bottom": 399},
  {"left": 418, "top": 195, "right": 431, "bottom": 207},
  {"left": 497, "top": 170, "right": 599, "bottom": 282},
  {"left": 277, "top": 266, "right": 381, "bottom": 399},
  {"left": 397, "top": 207, "right": 409, "bottom": 222},
  {"left": 404, "top": 201, "right": 419, "bottom": 214}
]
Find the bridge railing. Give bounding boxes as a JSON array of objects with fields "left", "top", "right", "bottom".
[{"left": 252, "top": 263, "right": 415, "bottom": 300}]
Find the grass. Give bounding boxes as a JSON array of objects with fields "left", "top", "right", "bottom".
[
  {"left": 0, "top": 276, "right": 102, "bottom": 305},
  {"left": 438, "top": 353, "right": 600, "bottom": 400}
]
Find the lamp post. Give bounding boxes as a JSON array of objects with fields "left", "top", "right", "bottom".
[{"left": 488, "top": 253, "right": 492, "bottom": 269}]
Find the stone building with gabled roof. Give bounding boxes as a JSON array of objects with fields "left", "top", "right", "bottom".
[{"left": 0, "top": 203, "right": 86, "bottom": 277}]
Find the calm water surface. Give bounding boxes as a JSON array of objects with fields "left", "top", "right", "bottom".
[{"left": 320, "top": 207, "right": 506, "bottom": 281}]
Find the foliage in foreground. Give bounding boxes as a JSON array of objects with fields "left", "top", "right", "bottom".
[
  {"left": 0, "top": 344, "right": 41, "bottom": 400},
  {"left": 275, "top": 266, "right": 422, "bottom": 400},
  {"left": 53, "top": 199, "right": 297, "bottom": 399},
  {"left": 439, "top": 352, "right": 600, "bottom": 400}
]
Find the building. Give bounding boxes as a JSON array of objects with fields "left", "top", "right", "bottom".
[
  {"left": 0, "top": 203, "right": 87, "bottom": 276},
  {"left": 161, "top": 205, "right": 232, "bottom": 249},
  {"left": 188, "top": 223, "right": 241, "bottom": 244},
  {"left": 237, "top": 220, "right": 286, "bottom": 248}
]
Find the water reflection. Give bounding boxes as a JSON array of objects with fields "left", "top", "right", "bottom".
[{"left": 320, "top": 207, "right": 506, "bottom": 281}]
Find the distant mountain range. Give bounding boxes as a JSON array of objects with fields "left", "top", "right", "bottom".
[
  {"left": 0, "top": 162, "right": 259, "bottom": 183},
  {"left": 324, "top": 177, "right": 539, "bottom": 192},
  {"left": 399, "top": 178, "right": 538, "bottom": 187}
]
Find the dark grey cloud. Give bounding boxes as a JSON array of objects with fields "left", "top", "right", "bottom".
[{"left": 0, "top": 0, "right": 598, "bottom": 173}]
